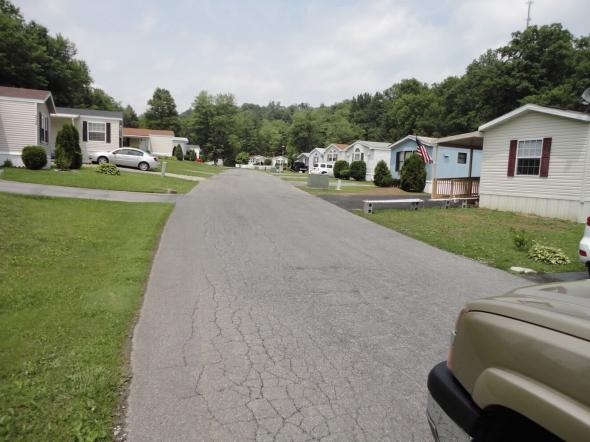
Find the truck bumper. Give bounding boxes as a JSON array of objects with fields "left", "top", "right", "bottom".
[{"left": 427, "top": 361, "right": 483, "bottom": 441}]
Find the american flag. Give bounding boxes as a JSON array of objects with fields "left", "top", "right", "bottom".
[{"left": 415, "top": 136, "right": 433, "bottom": 163}]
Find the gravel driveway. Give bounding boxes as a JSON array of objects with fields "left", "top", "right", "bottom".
[{"left": 126, "top": 168, "right": 526, "bottom": 441}]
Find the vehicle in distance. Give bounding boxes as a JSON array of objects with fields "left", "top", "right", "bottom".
[
  {"left": 310, "top": 162, "right": 334, "bottom": 176},
  {"left": 290, "top": 161, "right": 308, "bottom": 172},
  {"left": 579, "top": 216, "right": 590, "bottom": 277},
  {"left": 89, "top": 148, "right": 159, "bottom": 171},
  {"left": 427, "top": 280, "right": 590, "bottom": 441}
]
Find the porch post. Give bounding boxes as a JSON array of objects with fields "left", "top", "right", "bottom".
[
  {"left": 432, "top": 142, "right": 439, "bottom": 198},
  {"left": 468, "top": 148, "right": 474, "bottom": 196}
]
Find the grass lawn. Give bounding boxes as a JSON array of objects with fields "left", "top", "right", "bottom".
[
  {"left": 360, "top": 207, "right": 585, "bottom": 273},
  {"left": 0, "top": 193, "right": 173, "bottom": 441},
  {"left": 160, "top": 158, "right": 226, "bottom": 177},
  {"left": 1, "top": 166, "right": 197, "bottom": 194}
]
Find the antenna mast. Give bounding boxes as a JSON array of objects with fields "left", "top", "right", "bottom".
[{"left": 525, "top": 0, "right": 534, "bottom": 28}]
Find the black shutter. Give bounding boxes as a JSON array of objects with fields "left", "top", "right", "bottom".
[
  {"left": 82, "top": 121, "right": 88, "bottom": 142},
  {"left": 39, "top": 112, "right": 43, "bottom": 141},
  {"left": 106, "top": 122, "right": 111, "bottom": 143},
  {"left": 540, "top": 137, "right": 552, "bottom": 178},
  {"left": 507, "top": 140, "right": 517, "bottom": 177},
  {"left": 44, "top": 116, "right": 48, "bottom": 142}
]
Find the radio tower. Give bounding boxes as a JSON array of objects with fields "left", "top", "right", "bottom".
[{"left": 525, "top": 0, "right": 534, "bottom": 28}]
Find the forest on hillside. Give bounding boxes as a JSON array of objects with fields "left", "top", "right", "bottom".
[{"left": 1, "top": 0, "right": 588, "bottom": 163}]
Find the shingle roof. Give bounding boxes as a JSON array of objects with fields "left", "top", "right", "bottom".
[
  {"left": 55, "top": 107, "right": 122, "bottom": 119},
  {"left": 0, "top": 85, "right": 52, "bottom": 101},
  {"left": 123, "top": 127, "right": 175, "bottom": 137}
]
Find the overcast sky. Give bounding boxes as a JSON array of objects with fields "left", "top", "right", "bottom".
[{"left": 14, "top": 0, "right": 590, "bottom": 113}]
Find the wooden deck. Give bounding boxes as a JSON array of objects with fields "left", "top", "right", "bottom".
[{"left": 432, "top": 177, "right": 480, "bottom": 199}]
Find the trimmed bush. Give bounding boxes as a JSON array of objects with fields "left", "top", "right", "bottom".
[
  {"left": 174, "top": 144, "right": 184, "bottom": 161},
  {"left": 339, "top": 168, "right": 350, "bottom": 180},
  {"left": 263, "top": 158, "right": 272, "bottom": 166},
  {"left": 96, "top": 163, "right": 120, "bottom": 175},
  {"left": 373, "top": 160, "right": 394, "bottom": 187},
  {"left": 185, "top": 149, "right": 197, "bottom": 161},
  {"left": 2, "top": 159, "right": 14, "bottom": 168},
  {"left": 333, "top": 160, "right": 349, "bottom": 179},
  {"left": 21, "top": 145, "right": 47, "bottom": 170},
  {"left": 350, "top": 161, "right": 366, "bottom": 181},
  {"left": 224, "top": 158, "right": 236, "bottom": 167},
  {"left": 55, "top": 124, "right": 82, "bottom": 170},
  {"left": 392, "top": 178, "right": 401, "bottom": 187},
  {"left": 400, "top": 154, "right": 426, "bottom": 192}
]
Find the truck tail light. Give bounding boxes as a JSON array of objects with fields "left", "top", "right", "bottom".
[{"left": 580, "top": 250, "right": 588, "bottom": 257}]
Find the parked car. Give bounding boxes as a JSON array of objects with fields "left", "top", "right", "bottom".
[
  {"left": 579, "top": 216, "right": 590, "bottom": 277},
  {"left": 89, "top": 148, "right": 159, "bottom": 171},
  {"left": 309, "top": 162, "right": 334, "bottom": 176},
  {"left": 427, "top": 280, "right": 590, "bottom": 441},
  {"left": 290, "top": 161, "right": 308, "bottom": 172}
]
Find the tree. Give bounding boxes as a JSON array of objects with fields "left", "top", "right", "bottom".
[
  {"left": 400, "top": 154, "right": 426, "bottom": 192},
  {"left": 123, "top": 105, "right": 139, "bottom": 128},
  {"left": 55, "top": 123, "right": 81, "bottom": 170},
  {"left": 144, "top": 87, "right": 180, "bottom": 133},
  {"left": 373, "top": 160, "right": 394, "bottom": 187},
  {"left": 235, "top": 151, "right": 250, "bottom": 165},
  {"left": 289, "top": 111, "right": 322, "bottom": 153}
]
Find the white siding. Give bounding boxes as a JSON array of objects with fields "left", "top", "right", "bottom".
[
  {"left": 479, "top": 112, "right": 590, "bottom": 222},
  {"left": 0, "top": 99, "right": 38, "bottom": 166},
  {"left": 150, "top": 135, "right": 174, "bottom": 157}
]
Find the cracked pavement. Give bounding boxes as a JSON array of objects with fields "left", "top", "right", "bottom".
[{"left": 126, "top": 169, "right": 526, "bottom": 441}]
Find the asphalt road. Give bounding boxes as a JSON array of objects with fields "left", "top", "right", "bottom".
[{"left": 126, "top": 169, "right": 526, "bottom": 441}]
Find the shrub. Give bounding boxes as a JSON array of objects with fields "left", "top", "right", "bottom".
[
  {"left": 2, "top": 159, "right": 14, "bottom": 168},
  {"left": 374, "top": 160, "right": 394, "bottom": 187},
  {"left": 528, "top": 241, "right": 571, "bottom": 265},
  {"left": 174, "top": 144, "right": 184, "bottom": 161},
  {"left": 333, "top": 160, "right": 349, "bottom": 179},
  {"left": 263, "top": 158, "right": 272, "bottom": 166},
  {"left": 55, "top": 124, "right": 82, "bottom": 170},
  {"left": 224, "top": 158, "right": 236, "bottom": 167},
  {"left": 349, "top": 161, "right": 366, "bottom": 181},
  {"left": 21, "top": 145, "right": 47, "bottom": 170},
  {"left": 185, "top": 149, "right": 197, "bottom": 161},
  {"left": 511, "top": 228, "right": 531, "bottom": 251},
  {"left": 392, "top": 178, "right": 401, "bottom": 187},
  {"left": 339, "top": 168, "right": 351, "bottom": 180},
  {"left": 95, "top": 163, "right": 120, "bottom": 175},
  {"left": 400, "top": 154, "right": 426, "bottom": 192},
  {"left": 235, "top": 151, "right": 250, "bottom": 165}
]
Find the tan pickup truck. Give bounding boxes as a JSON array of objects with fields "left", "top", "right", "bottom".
[{"left": 427, "top": 280, "right": 590, "bottom": 441}]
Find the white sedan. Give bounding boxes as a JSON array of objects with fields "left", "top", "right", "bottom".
[{"left": 89, "top": 148, "right": 159, "bottom": 171}]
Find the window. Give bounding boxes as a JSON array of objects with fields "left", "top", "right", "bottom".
[
  {"left": 516, "top": 139, "right": 542, "bottom": 175},
  {"left": 395, "top": 151, "right": 413, "bottom": 171},
  {"left": 457, "top": 152, "right": 467, "bottom": 164},
  {"left": 327, "top": 149, "right": 337, "bottom": 162},
  {"left": 88, "top": 122, "right": 106, "bottom": 142},
  {"left": 353, "top": 148, "right": 363, "bottom": 161},
  {"left": 313, "top": 154, "right": 319, "bottom": 166},
  {"left": 39, "top": 113, "right": 49, "bottom": 144}
]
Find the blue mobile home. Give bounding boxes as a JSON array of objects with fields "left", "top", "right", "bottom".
[{"left": 389, "top": 135, "right": 482, "bottom": 194}]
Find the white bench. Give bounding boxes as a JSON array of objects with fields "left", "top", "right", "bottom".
[{"left": 363, "top": 198, "right": 424, "bottom": 214}]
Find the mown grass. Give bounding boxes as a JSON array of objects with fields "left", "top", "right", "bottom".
[
  {"left": 359, "top": 207, "right": 585, "bottom": 273},
  {"left": 1, "top": 166, "right": 197, "bottom": 193},
  {"left": 0, "top": 193, "right": 173, "bottom": 441},
  {"left": 159, "top": 158, "right": 226, "bottom": 177}
]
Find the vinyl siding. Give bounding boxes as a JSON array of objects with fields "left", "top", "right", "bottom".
[
  {"left": 80, "top": 118, "right": 121, "bottom": 162},
  {"left": 150, "top": 135, "right": 174, "bottom": 157},
  {"left": 479, "top": 112, "right": 590, "bottom": 222},
  {"left": 0, "top": 99, "right": 41, "bottom": 167}
]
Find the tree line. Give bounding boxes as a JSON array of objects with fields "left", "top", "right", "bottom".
[{"left": 1, "top": 0, "right": 588, "bottom": 164}]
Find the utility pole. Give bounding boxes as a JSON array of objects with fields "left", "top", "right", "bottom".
[{"left": 525, "top": 0, "right": 533, "bottom": 29}]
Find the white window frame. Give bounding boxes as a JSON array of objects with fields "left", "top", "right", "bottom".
[
  {"left": 516, "top": 139, "right": 542, "bottom": 176},
  {"left": 88, "top": 121, "right": 106, "bottom": 142},
  {"left": 353, "top": 148, "right": 362, "bottom": 161},
  {"left": 327, "top": 149, "right": 338, "bottom": 162}
]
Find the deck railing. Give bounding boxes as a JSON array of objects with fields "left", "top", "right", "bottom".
[{"left": 432, "top": 177, "right": 480, "bottom": 198}]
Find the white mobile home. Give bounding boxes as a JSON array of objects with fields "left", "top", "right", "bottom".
[
  {"left": 0, "top": 86, "right": 55, "bottom": 167},
  {"left": 478, "top": 104, "right": 590, "bottom": 222},
  {"left": 345, "top": 140, "right": 392, "bottom": 181},
  {"left": 122, "top": 128, "right": 176, "bottom": 156}
]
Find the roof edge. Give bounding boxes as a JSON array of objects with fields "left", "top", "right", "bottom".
[{"left": 479, "top": 104, "right": 590, "bottom": 131}]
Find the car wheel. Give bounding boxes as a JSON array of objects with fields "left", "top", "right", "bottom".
[
  {"left": 98, "top": 156, "right": 109, "bottom": 164},
  {"left": 138, "top": 162, "right": 149, "bottom": 171}
]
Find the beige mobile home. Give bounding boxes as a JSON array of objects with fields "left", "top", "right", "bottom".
[
  {"left": 122, "top": 128, "right": 176, "bottom": 157},
  {"left": 51, "top": 107, "right": 123, "bottom": 163},
  {"left": 478, "top": 104, "right": 590, "bottom": 222},
  {"left": 0, "top": 86, "right": 55, "bottom": 167}
]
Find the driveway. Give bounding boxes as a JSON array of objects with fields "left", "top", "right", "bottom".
[{"left": 126, "top": 169, "right": 526, "bottom": 441}]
